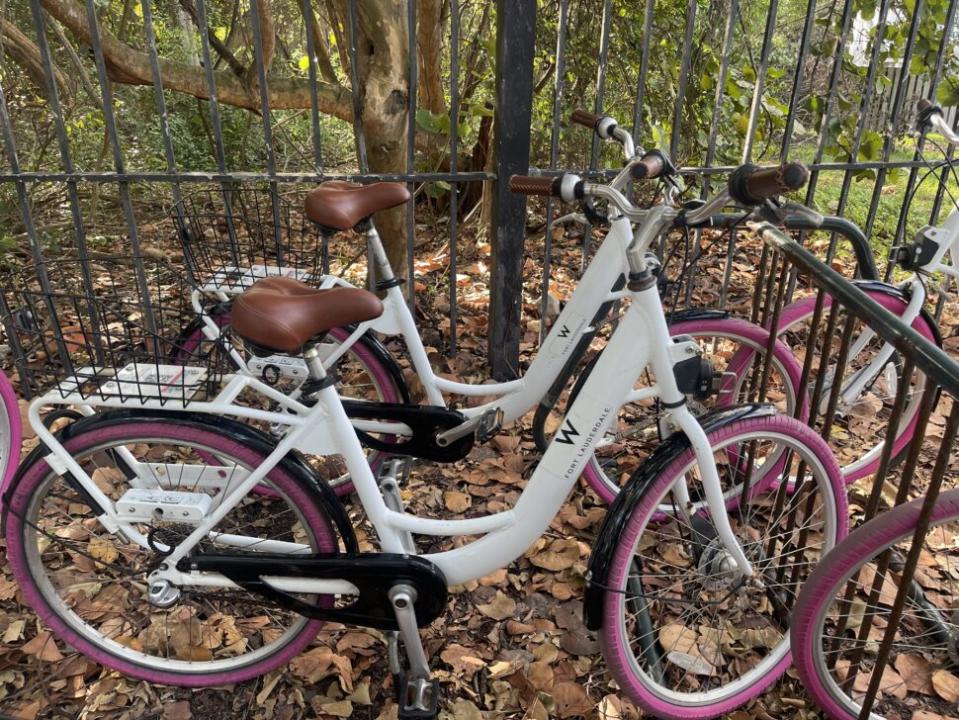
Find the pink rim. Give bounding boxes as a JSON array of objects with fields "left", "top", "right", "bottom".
[
  {"left": 4, "top": 421, "right": 335, "bottom": 686},
  {"left": 791, "top": 488, "right": 959, "bottom": 720},
  {"left": 582, "top": 317, "right": 807, "bottom": 504},
  {"left": 752, "top": 288, "right": 938, "bottom": 484},
  {"left": 599, "top": 414, "right": 847, "bottom": 719},
  {"left": 175, "top": 314, "right": 402, "bottom": 497},
  {"left": 0, "top": 369, "right": 22, "bottom": 509}
]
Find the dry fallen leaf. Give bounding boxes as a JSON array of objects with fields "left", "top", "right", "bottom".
[
  {"left": 550, "top": 681, "right": 592, "bottom": 718},
  {"left": 443, "top": 490, "right": 471, "bottom": 512},
  {"left": 476, "top": 590, "right": 516, "bottom": 621},
  {"left": 20, "top": 632, "right": 64, "bottom": 663},
  {"left": 932, "top": 669, "right": 959, "bottom": 703}
]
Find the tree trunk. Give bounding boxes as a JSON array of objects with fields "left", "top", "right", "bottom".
[{"left": 337, "top": 0, "right": 411, "bottom": 278}]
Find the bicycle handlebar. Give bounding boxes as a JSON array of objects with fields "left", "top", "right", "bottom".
[
  {"left": 508, "top": 175, "right": 558, "bottom": 196},
  {"left": 570, "top": 108, "right": 603, "bottom": 129},
  {"left": 917, "top": 99, "right": 959, "bottom": 145},
  {"left": 630, "top": 149, "right": 670, "bottom": 180},
  {"left": 728, "top": 162, "right": 809, "bottom": 205}
]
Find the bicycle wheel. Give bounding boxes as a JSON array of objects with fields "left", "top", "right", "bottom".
[
  {"left": 765, "top": 288, "right": 936, "bottom": 484},
  {"left": 578, "top": 317, "right": 805, "bottom": 503},
  {"left": 792, "top": 490, "right": 959, "bottom": 720},
  {"left": 0, "top": 370, "right": 20, "bottom": 493},
  {"left": 4, "top": 418, "right": 339, "bottom": 686},
  {"left": 599, "top": 413, "right": 846, "bottom": 719},
  {"left": 173, "top": 309, "right": 408, "bottom": 495}
]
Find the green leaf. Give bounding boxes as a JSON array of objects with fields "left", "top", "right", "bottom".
[{"left": 297, "top": 55, "right": 310, "bottom": 71}]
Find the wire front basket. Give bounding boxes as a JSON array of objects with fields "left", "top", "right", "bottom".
[
  {"left": 174, "top": 186, "right": 326, "bottom": 295},
  {"left": 0, "top": 256, "right": 227, "bottom": 406}
]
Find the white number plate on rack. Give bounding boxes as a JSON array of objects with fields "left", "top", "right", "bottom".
[{"left": 99, "top": 363, "right": 209, "bottom": 399}]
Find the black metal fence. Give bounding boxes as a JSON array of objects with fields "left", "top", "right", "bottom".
[
  {"left": 1, "top": 0, "right": 958, "bottom": 378},
  {"left": 748, "top": 221, "right": 959, "bottom": 719}
]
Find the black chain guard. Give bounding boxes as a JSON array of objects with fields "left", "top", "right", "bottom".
[
  {"left": 183, "top": 552, "right": 448, "bottom": 631},
  {"left": 342, "top": 400, "right": 474, "bottom": 462}
]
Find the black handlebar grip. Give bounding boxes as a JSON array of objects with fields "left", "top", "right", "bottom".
[
  {"left": 631, "top": 149, "right": 668, "bottom": 180},
  {"left": 728, "top": 162, "right": 809, "bottom": 205},
  {"left": 508, "top": 175, "right": 559, "bottom": 196},
  {"left": 571, "top": 108, "right": 602, "bottom": 129},
  {"left": 917, "top": 98, "right": 942, "bottom": 131}
]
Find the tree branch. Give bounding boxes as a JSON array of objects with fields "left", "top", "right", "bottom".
[
  {"left": 301, "top": 0, "right": 339, "bottom": 84},
  {"left": 41, "top": 0, "right": 351, "bottom": 113},
  {"left": 177, "top": 0, "right": 246, "bottom": 77},
  {"left": 0, "top": 18, "right": 71, "bottom": 100}
]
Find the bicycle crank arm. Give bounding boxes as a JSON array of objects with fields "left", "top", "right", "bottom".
[{"left": 181, "top": 552, "right": 448, "bottom": 632}]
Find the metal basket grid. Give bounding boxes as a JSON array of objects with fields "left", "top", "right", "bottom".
[
  {"left": 0, "top": 256, "right": 227, "bottom": 406},
  {"left": 174, "top": 186, "right": 326, "bottom": 295}
]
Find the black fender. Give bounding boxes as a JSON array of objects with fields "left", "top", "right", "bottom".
[
  {"left": 2, "top": 409, "right": 358, "bottom": 554},
  {"left": 583, "top": 402, "right": 778, "bottom": 631},
  {"left": 172, "top": 309, "right": 411, "bottom": 405},
  {"left": 848, "top": 279, "right": 943, "bottom": 348},
  {"left": 665, "top": 308, "right": 730, "bottom": 324},
  {"left": 352, "top": 327, "right": 411, "bottom": 404}
]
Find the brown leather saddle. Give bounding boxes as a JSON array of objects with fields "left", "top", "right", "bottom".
[
  {"left": 232, "top": 276, "right": 383, "bottom": 353},
  {"left": 304, "top": 180, "right": 410, "bottom": 231}
]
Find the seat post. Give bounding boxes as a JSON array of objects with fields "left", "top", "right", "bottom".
[{"left": 362, "top": 221, "right": 396, "bottom": 286}]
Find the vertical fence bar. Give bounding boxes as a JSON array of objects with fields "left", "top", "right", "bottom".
[
  {"left": 702, "top": 0, "right": 738, "bottom": 193},
  {"left": 26, "top": 0, "right": 94, "bottom": 275},
  {"left": 248, "top": 0, "right": 283, "bottom": 261},
  {"left": 489, "top": 0, "right": 536, "bottom": 380},
  {"left": 82, "top": 0, "right": 157, "bottom": 344},
  {"left": 802, "top": 1, "right": 855, "bottom": 205},
  {"left": 864, "top": 0, "right": 925, "bottom": 241},
  {"left": 669, "top": 0, "right": 697, "bottom": 161},
  {"left": 405, "top": 0, "right": 417, "bottom": 305},
  {"left": 833, "top": 0, "right": 892, "bottom": 220},
  {"left": 345, "top": 0, "right": 369, "bottom": 172},
  {"left": 195, "top": 0, "right": 239, "bottom": 265},
  {"left": 583, "top": 0, "right": 612, "bottom": 271},
  {"left": 448, "top": 0, "right": 460, "bottom": 354},
  {"left": 301, "top": 0, "right": 325, "bottom": 169},
  {"left": 631, "top": 0, "right": 655, "bottom": 142},
  {"left": 540, "top": 0, "right": 569, "bottom": 343},
  {"left": 741, "top": 0, "right": 779, "bottom": 163},
  {"left": 895, "top": 0, "right": 959, "bottom": 243},
  {"left": 780, "top": 0, "right": 816, "bottom": 160},
  {"left": 589, "top": 0, "right": 613, "bottom": 171},
  {"left": 138, "top": 0, "right": 190, "bottom": 281}
]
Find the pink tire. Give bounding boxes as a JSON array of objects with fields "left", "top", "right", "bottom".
[
  {"left": 581, "top": 316, "right": 807, "bottom": 503},
  {"left": 599, "top": 413, "right": 847, "bottom": 719},
  {"left": 791, "top": 488, "right": 959, "bottom": 720},
  {"left": 742, "top": 288, "right": 938, "bottom": 484},
  {"left": 4, "top": 419, "right": 337, "bottom": 686},
  {"left": 0, "top": 368, "right": 22, "bottom": 505}
]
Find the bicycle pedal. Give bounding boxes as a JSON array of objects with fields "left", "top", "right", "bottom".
[
  {"left": 475, "top": 407, "right": 505, "bottom": 443},
  {"left": 396, "top": 676, "right": 441, "bottom": 720}
]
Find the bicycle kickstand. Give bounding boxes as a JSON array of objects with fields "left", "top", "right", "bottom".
[{"left": 388, "top": 585, "right": 441, "bottom": 719}]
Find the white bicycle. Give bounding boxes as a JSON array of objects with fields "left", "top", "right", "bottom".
[{"left": 3, "top": 160, "right": 846, "bottom": 720}]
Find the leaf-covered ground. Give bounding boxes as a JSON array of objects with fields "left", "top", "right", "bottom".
[{"left": 0, "top": 206, "right": 957, "bottom": 719}]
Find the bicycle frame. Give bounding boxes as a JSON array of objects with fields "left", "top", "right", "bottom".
[
  {"left": 191, "top": 220, "right": 631, "bottom": 425},
  {"left": 30, "top": 214, "right": 754, "bottom": 594}
]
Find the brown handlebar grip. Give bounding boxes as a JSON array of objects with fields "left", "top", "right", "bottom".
[
  {"left": 508, "top": 175, "right": 558, "bottom": 196},
  {"left": 729, "top": 161, "right": 809, "bottom": 205},
  {"left": 571, "top": 108, "right": 602, "bottom": 129},
  {"left": 631, "top": 150, "right": 667, "bottom": 180}
]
